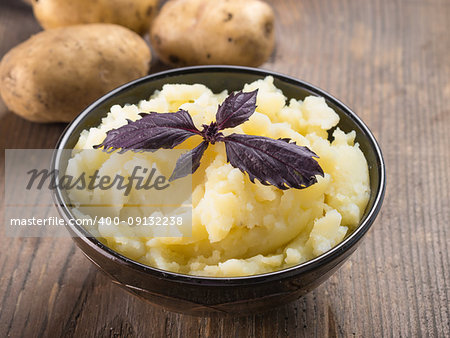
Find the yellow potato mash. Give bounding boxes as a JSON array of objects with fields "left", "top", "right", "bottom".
[{"left": 68, "top": 76, "right": 370, "bottom": 277}]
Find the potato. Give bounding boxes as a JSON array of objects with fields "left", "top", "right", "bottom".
[
  {"left": 150, "top": 0, "right": 275, "bottom": 67},
  {"left": 0, "top": 24, "right": 151, "bottom": 123},
  {"left": 32, "top": 0, "right": 160, "bottom": 35}
]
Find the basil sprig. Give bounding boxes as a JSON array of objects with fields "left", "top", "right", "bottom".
[{"left": 95, "top": 90, "right": 324, "bottom": 189}]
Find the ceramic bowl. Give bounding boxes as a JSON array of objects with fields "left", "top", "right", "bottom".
[{"left": 52, "top": 66, "right": 385, "bottom": 316}]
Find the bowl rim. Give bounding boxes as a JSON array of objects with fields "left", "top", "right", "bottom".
[{"left": 52, "top": 65, "right": 386, "bottom": 285}]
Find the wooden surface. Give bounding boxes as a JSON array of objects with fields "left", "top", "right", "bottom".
[{"left": 1, "top": 0, "right": 449, "bottom": 337}]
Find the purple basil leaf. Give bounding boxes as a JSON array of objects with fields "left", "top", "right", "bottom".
[
  {"left": 94, "top": 109, "right": 201, "bottom": 153},
  {"left": 215, "top": 89, "right": 258, "bottom": 130},
  {"left": 223, "top": 134, "right": 324, "bottom": 189},
  {"left": 169, "top": 141, "right": 209, "bottom": 181}
]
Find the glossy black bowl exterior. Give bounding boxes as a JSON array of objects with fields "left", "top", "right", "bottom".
[{"left": 52, "top": 66, "right": 385, "bottom": 316}]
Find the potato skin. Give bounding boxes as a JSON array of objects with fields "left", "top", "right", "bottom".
[
  {"left": 32, "top": 0, "right": 160, "bottom": 35},
  {"left": 0, "top": 24, "right": 151, "bottom": 123},
  {"left": 150, "top": 0, "right": 275, "bottom": 67}
]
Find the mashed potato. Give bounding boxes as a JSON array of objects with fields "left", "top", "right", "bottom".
[{"left": 68, "top": 76, "right": 370, "bottom": 277}]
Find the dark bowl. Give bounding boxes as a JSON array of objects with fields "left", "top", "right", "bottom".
[{"left": 52, "top": 66, "right": 385, "bottom": 316}]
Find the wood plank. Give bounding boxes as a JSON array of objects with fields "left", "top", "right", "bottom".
[{"left": 0, "top": 0, "right": 448, "bottom": 336}]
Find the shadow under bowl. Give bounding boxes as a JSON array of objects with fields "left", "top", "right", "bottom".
[{"left": 52, "top": 66, "right": 385, "bottom": 316}]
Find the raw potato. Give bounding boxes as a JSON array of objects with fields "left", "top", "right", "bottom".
[
  {"left": 32, "top": 0, "right": 160, "bottom": 35},
  {"left": 150, "top": 0, "right": 275, "bottom": 67},
  {"left": 0, "top": 24, "right": 151, "bottom": 122}
]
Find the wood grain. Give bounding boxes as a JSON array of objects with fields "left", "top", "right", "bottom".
[{"left": 1, "top": 0, "right": 449, "bottom": 336}]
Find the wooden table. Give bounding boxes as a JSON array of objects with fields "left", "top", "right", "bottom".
[{"left": 1, "top": 0, "right": 449, "bottom": 336}]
